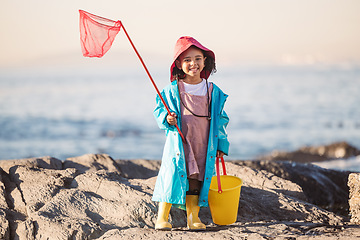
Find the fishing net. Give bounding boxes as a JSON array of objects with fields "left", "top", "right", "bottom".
[
  {"left": 78, "top": 9, "right": 186, "bottom": 142},
  {"left": 79, "top": 10, "right": 122, "bottom": 57}
]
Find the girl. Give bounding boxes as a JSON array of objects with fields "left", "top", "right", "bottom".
[{"left": 152, "top": 36, "right": 229, "bottom": 230}]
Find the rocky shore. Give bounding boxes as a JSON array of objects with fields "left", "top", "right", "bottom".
[{"left": 0, "top": 142, "right": 359, "bottom": 239}]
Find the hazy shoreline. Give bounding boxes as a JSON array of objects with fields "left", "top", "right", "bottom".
[{"left": 1, "top": 66, "right": 360, "bottom": 161}]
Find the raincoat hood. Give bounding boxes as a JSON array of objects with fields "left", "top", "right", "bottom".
[{"left": 170, "top": 36, "right": 215, "bottom": 81}]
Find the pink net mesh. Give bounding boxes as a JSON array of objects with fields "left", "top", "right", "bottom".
[{"left": 79, "top": 10, "right": 121, "bottom": 58}]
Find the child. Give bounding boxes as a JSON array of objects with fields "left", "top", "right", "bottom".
[{"left": 152, "top": 36, "right": 229, "bottom": 230}]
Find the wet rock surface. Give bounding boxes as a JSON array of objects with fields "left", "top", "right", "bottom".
[{"left": 0, "top": 153, "right": 358, "bottom": 239}]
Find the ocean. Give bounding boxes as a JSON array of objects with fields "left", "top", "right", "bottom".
[{"left": 1, "top": 64, "right": 359, "bottom": 171}]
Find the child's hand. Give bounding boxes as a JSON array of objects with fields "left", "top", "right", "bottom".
[
  {"left": 166, "top": 112, "right": 177, "bottom": 125},
  {"left": 216, "top": 150, "right": 225, "bottom": 158}
]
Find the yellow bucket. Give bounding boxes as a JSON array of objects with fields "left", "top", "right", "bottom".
[{"left": 208, "top": 174, "right": 243, "bottom": 225}]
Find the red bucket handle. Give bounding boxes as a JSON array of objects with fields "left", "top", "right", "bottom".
[{"left": 216, "top": 156, "right": 227, "bottom": 194}]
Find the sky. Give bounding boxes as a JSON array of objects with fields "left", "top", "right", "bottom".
[{"left": 1, "top": 0, "right": 360, "bottom": 69}]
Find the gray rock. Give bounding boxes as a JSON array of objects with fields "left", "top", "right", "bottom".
[
  {"left": 259, "top": 141, "right": 360, "bottom": 162},
  {"left": 9, "top": 166, "right": 77, "bottom": 214},
  {"left": 0, "top": 168, "right": 9, "bottom": 209},
  {"left": 223, "top": 162, "right": 343, "bottom": 225},
  {"left": 234, "top": 160, "right": 351, "bottom": 217},
  {"left": 0, "top": 156, "right": 62, "bottom": 174},
  {"left": 31, "top": 189, "right": 108, "bottom": 239},
  {"left": 115, "top": 159, "right": 161, "bottom": 179},
  {"left": 0, "top": 208, "right": 10, "bottom": 240},
  {"left": 29, "top": 171, "right": 158, "bottom": 238},
  {"left": 64, "top": 154, "right": 122, "bottom": 175},
  {"left": 0, "top": 169, "right": 10, "bottom": 240},
  {"left": 0, "top": 154, "right": 354, "bottom": 239},
  {"left": 348, "top": 173, "right": 360, "bottom": 224},
  {"left": 11, "top": 220, "right": 35, "bottom": 240}
]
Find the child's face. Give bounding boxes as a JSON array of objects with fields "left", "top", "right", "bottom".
[{"left": 176, "top": 47, "right": 206, "bottom": 80}]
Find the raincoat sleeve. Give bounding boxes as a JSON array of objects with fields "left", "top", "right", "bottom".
[
  {"left": 217, "top": 108, "right": 230, "bottom": 155},
  {"left": 153, "top": 88, "right": 179, "bottom": 131},
  {"left": 154, "top": 93, "right": 171, "bottom": 130}
]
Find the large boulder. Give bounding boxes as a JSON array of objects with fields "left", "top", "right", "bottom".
[
  {"left": 224, "top": 162, "right": 343, "bottom": 225},
  {"left": 0, "top": 154, "right": 353, "bottom": 239},
  {"left": 0, "top": 157, "right": 64, "bottom": 240},
  {"left": 234, "top": 160, "right": 351, "bottom": 217}
]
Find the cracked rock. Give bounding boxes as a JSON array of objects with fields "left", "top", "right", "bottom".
[{"left": 0, "top": 154, "right": 356, "bottom": 239}]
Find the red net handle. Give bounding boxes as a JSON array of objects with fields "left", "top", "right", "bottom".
[
  {"left": 120, "top": 23, "right": 186, "bottom": 143},
  {"left": 216, "top": 156, "right": 227, "bottom": 194}
]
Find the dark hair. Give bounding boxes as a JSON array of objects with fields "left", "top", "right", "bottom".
[{"left": 171, "top": 47, "right": 217, "bottom": 81}]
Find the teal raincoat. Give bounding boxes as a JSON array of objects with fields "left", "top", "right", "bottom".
[{"left": 152, "top": 80, "right": 229, "bottom": 208}]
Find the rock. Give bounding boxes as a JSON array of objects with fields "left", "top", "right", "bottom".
[
  {"left": 259, "top": 141, "right": 360, "bottom": 163},
  {"left": 12, "top": 220, "right": 35, "bottom": 240},
  {"left": 224, "top": 162, "right": 343, "bottom": 225},
  {"left": 9, "top": 166, "right": 77, "bottom": 214},
  {"left": 91, "top": 222, "right": 360, "bottom": 240},
  {"left": 0, "top": 156, "right": 62, "bottom": 174},
  {"left": 0, "top": 169, "right": 9, "bottom": 209},
  {"left": 27, "top": 171, "right": 159, "bottom": 239},
  {"left": 64, "top": 154, "right": 122, "bottom": 175},
  {"left": 0, "top": 169, "right": 10, "bottom": 240},
  {"left": 234, "top": 160, "right": 351, "bottom": 217},
  {"left": 31, "top": 189, "right": 110, "bottom": 239},
  {"left": 348, "top": 173, "right": 360, "bottom": 224},
  {"left": 0, "top": 154, "right": 357, "bottom": 239},
  {"left": 0, "top": 209, "right": 10, "bottom": 240},
  {"left": 115, "top": 159, "right": 161, "bottom": 179},
  {"left": 300, "top": 142, "right": 360, "bottom": 159}
]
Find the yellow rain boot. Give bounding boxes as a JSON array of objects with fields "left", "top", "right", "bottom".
[
  {"left": 155, "top": 202, "right": 172, "bottom": 230},
  {"left": 186, "top": 195, "right": 206, "bottom": 230}
]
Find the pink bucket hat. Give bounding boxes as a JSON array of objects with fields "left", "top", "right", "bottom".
[{"left": 170, "top": 36, "right": 215, "bottom": 81}]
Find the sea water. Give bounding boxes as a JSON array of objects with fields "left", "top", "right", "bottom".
[{"left": 0, "top": 65, "right": 359, "bottom": 171}]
